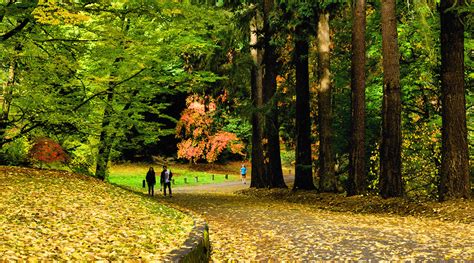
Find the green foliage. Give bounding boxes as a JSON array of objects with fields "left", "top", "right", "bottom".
[
  {"left": 0, "top": 137, "right": 31, "bottom": 166},
  {"left": 402, "top": 120, "right": 441, "bottom": 199},
  {"left": 280, "top": 149, "right": 295, "bottom": 167},
  {"left": 1, "top": 1, "right": 238, "bottom": 174}
]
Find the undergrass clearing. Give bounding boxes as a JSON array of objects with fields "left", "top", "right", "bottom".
[
  {"left": 0, "top": 166, "right": 193, "bottom": 261},
  {"left": 108, "top": 163, "right": 241, "bottom": 190}
]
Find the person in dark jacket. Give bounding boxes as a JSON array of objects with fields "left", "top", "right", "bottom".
[
  {"left": 146, "top": 167, "right": 156, "bottom": 196},
  {"left": 160, "top": 165, "right": 173, "bottom": 197}
]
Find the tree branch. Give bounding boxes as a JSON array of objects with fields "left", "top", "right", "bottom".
[
  {"left": 112, "top": 67, "right": 147, "bottom": 88},
  {"left": 1, "top": 17, "right": 29, "bottom": 42},
  {"left": 32, "top": 38, "right": 102, "bottom": 42}
]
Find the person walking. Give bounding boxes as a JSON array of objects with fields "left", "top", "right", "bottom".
[
  {"left": 161, "top": 165, "right": 173, "bottom": 197},
  {"left": 240, "top": 164, "right": 247, "bottom": 184},
  {"left": 146, "top": 167, "right": 156, "bottom": 196}
]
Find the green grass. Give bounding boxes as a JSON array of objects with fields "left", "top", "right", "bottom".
[{"left": 108, "top": 163, "right": 240, "bottom": 190}]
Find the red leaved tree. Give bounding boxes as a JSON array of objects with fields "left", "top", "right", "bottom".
[
  {"left": 29, "top": 138, "right": 69, "bottom": 165},
  {"left": 176, "top": 94, "right": 244, "bottom": 163}
]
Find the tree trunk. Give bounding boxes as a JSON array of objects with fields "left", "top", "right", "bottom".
[
  {"left": 380, "top": 0, "right": 403, "bottom": 198},
  {"left": 317, "top": 11, "right": 336, "bottom": 192},
  {"left": 293, "top": 23, "right": 316, "bottom": 191},
  {"left": 250, "top": 10, "right": 266, "bottom": 188},
  {"left": 347, "top": 0, "right": 367, "bottom": 196},
  {"left": 0, "top": 56, "right": 15, "bottom": 137},
  {"left": 95, "top": 88, "right": 115, "bottom": 180},
  {"left": 262, "top": 0, "right": 286, "bottom": 188},
  {"left": 439, "top": 0, "right": 470, "bottom": 200}
]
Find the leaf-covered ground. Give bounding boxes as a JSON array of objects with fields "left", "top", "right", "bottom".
[
  {"left": 0, "top": 166, "right": 193, "bottom": 261},
  {"left": 164, "top": 182, "right": 474, "bottom": 261}
]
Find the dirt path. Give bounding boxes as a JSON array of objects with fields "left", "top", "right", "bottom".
[{"left": 158, "top": 178, "right": 473, "bottom": 261}]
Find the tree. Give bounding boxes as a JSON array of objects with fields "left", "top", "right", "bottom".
[
  {"left": 249, "top": 7, "right": 267, "bottom": 188},
  {"left": 317, "top": 9, "right": 336, "bottom": 192},
  {"left": 176, "top": 95, "right": 244, "bottom": 163},
  {"left": 379, "top": 0, "right": 403, "bottom": 198},
  {"left": 347, "top": 0, "right": 366, "bottom": 195},
  {"left": 262, "top": 0, "right": 286, "bottom": 188},
  {"left": 293, "top": 18, "right": 316, "bottom": 191},
  {"left": 439, "top": 0, "right": 470, "bottom": 200}
]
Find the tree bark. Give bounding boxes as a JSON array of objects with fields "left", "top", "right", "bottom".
[
  {"left": 293, "top": 23, "right": 316, "bottom": 191},
  {"left": 439, "top": 0, "right": 470, "bottom": 200},
  {"left": 249, "top": 10, "right": 266, "bottom": 188},
  {"left": 262, "top": 0, "right": 286, "bottom": 188},
  {"left": 0, "top": 56, "right": 15, "bottom": 136},
  {"left": 95, "top": 88, "right": 115, "bottom": 180},
  {"left": 348, "top": 0, "right": 367, "bottom": 196},
  {"left": 317, "top": 11, "right": 336, "bottom": 192},
  {"left": 380, "top": 0, "right": 403, "bottom": 198}
]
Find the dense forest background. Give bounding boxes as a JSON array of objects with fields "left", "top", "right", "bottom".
[{"left": 0, "top": 0, "right": 472, "bottom": 200}]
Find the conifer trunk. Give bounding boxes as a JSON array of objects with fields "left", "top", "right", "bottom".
[
  {"left": 439, "top": 0, "right": 470, "bottom": 200},
  {"left": 348, "top": 0, "right": 367, "bottom": 196},
  {"left": 380, "top": 0, "right": 403, "bottom": 198},
  {"left": 317, "top": 11, "right": 336, "bottom": 192},
  {"left": 262, "top": 0, "right": 286, "bottom": 188},
  {"left": 293, "top": 23, "right": 316, "bottom": 191},
  {"left": 250, "top": 10, "right": 266, "bottom": 188}
]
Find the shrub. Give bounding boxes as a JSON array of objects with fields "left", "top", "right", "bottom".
[
  {"left": 29, "top": 138, "right": 69, "bottom": 165},
  {"left": 0, "top": 137, "right": 31, "bottom": 166}
]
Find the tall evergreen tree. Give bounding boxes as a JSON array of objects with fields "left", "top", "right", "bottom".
[
  {"left": 293, "top": 19, "right": 316, "bottom": 190},
  {"left": 439, "top": 0, "right": 470, "bottom": 200},
  {"left": 262, "top": 0, "right": 286, "bottom": 188},
  {"left": 380, "top": 0, "right": 403, "bottom": 198},
  {"left": 347, "top": 0, "right": 366, "bottom": 195},
  {"left": 317, "top": 9, "right": 336, "bottom": 192},
  {"left": 250, "top": 8, "right": 267, "bottom": 188}
]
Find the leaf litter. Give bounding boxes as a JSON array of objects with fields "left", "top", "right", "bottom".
[
  {"left": 162, "top": 186, "right": 474, "bottom": 261},
  {"left": 0, "top": 166, "right": 193, "bottom": 261}
]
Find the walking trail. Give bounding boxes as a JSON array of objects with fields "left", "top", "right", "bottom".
[{"left": 157, "top": 177, "right": 473, "bottom": 261}]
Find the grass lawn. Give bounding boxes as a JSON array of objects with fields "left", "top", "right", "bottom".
[
  {"left": 0, "top": 166, "right": 193, "bottom": 261},
  {"left": 108, "top": 163, "right": 241, "bottom": 190}
]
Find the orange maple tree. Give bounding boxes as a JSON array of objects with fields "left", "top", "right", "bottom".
[{"left": 176, "top": 94, "right": 243, "bottom": 163}]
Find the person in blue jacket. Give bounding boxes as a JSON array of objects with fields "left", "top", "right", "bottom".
[{"left": 240, "top": 164, "right": 247, "bottom": 184}]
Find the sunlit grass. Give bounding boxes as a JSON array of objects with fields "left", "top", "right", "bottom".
[{"left": 108, "top": 163, "right": 241, "bottom": 190}]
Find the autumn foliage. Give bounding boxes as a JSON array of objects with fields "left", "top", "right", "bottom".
[
  {"left": 29, "top": 138, "right": 69, "bottom": 164},
  {"left": 176, "top": 94, "right": 244, "bottom": 163}
]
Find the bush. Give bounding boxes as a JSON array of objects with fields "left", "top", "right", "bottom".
[
  {"left": 368, "top": 122, "right": 441, "bottom": 200},
  {"left": 0, "top": 137, "right": 31, "bottom": 166},
  {"left": 29, "top": 138, "right": 69, "bottom": 166}
]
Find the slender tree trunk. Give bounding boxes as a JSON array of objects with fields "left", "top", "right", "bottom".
[
  {"left": 380, "top": 0, "right": 403, "bottom": 198},
  {"left": 317, "top": 11, "right": 336, "bottom": 192},
  {"left": 95, "top": 88, "right": 115, "bottom": 180},
  {"left": 293, "top": 23, "right": 316, "bottom": 191},
  {"left": 439, "top": 0, "right": 469, "bottom": 200},
  {"left": 348, "top": 0, "right": 367, "bottom": 196},
  {"left": 262, "top": 0, "right": 286, "bottom": 188},
  {"left": 250, "top": 10, "right": 266, "bottom": 188},
  {"left": 0, "top": 57, "right": 15, "bottom": 136}
]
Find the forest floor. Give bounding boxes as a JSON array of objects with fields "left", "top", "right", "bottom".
[
  {"left": 158, "top": 175, "right": 474, "bottom": 261},
  {"left": 0, "top": 166, "right": 193, "bottom": 261}
]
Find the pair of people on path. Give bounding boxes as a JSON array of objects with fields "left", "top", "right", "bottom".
[{"left": 146, "top": 165, "right": 173, "bottom": 197}]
